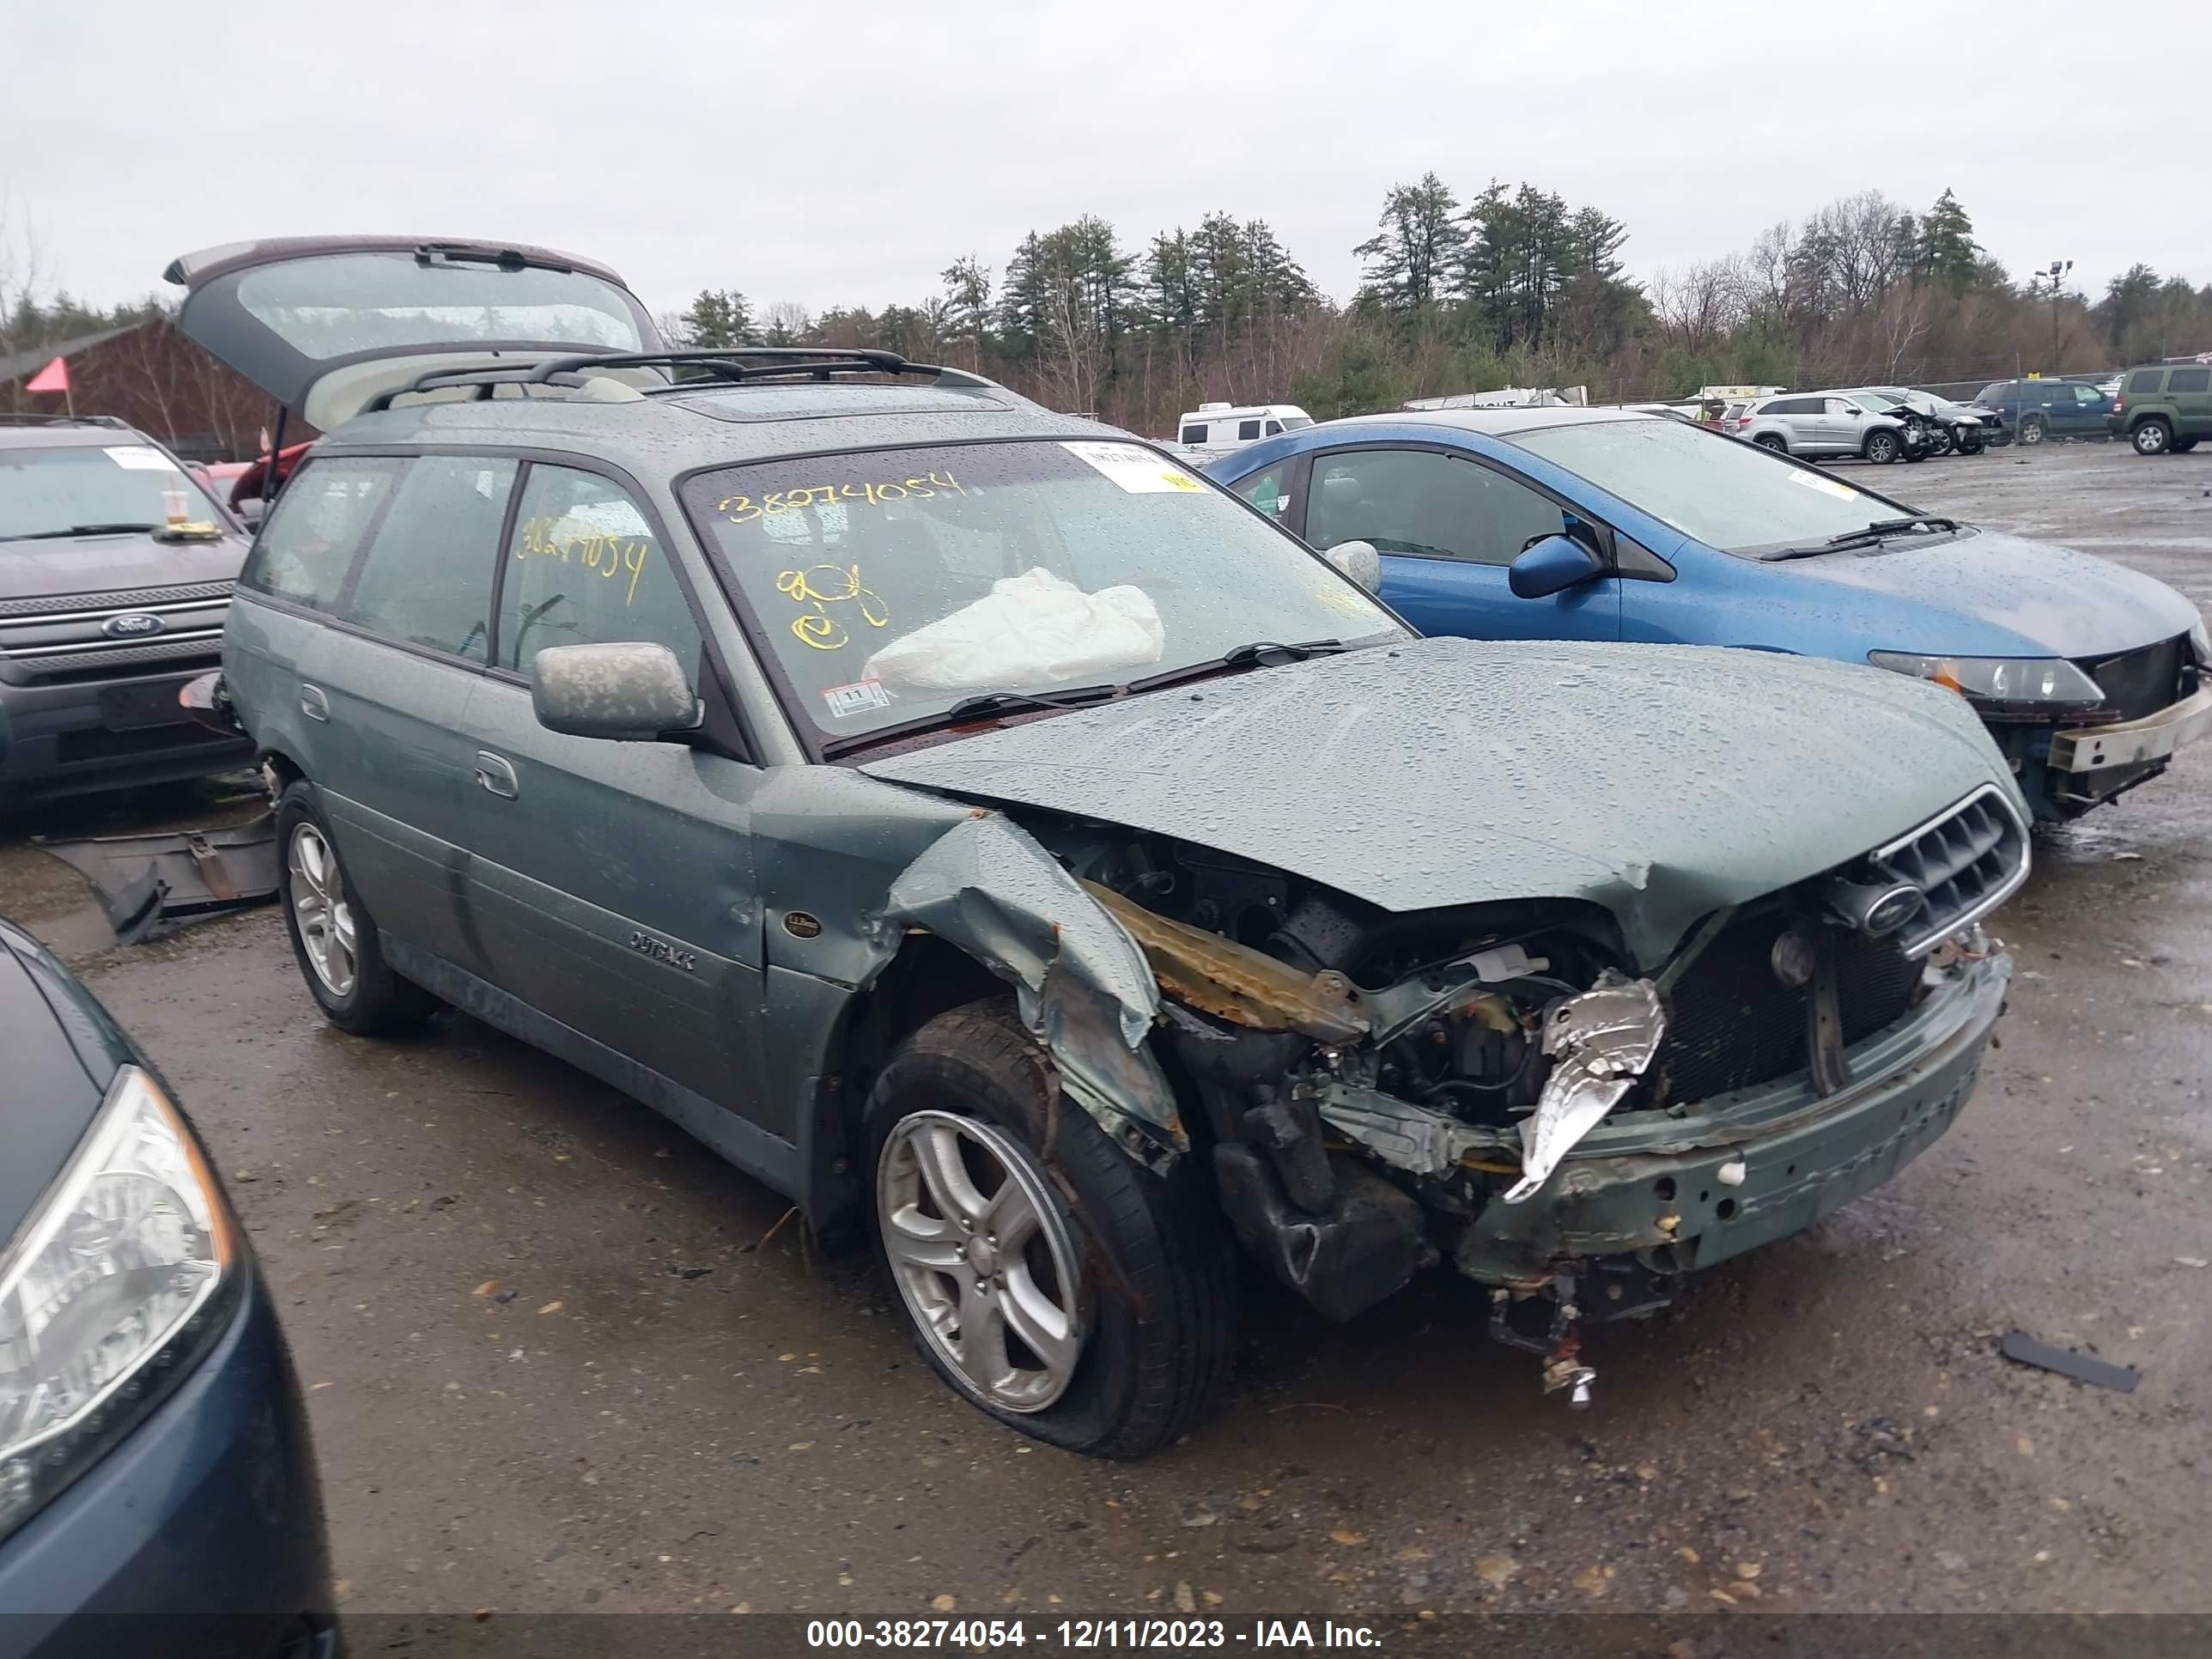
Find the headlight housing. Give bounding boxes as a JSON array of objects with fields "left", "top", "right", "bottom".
[
  {"left": 0, "top": 1066, "right": 238, "bottom": 1542},
  {"left": 1868, "top": 651, "right": 2105, "bottom": 717}
]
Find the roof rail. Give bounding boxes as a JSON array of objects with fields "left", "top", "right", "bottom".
[
  {"left": 528, "top": 347, "right": 997, "bottom": 391},
  {"left": 0, "top": 412, "right": 133, "bottom": 429}
]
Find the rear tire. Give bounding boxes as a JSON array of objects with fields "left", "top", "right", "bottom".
[
  {"left": 1863, "top": 429, "right": 1901, "bottom": 465},
  {"left": 866, "top": 1000, "right": 1237, "bottom": 1458},
  {"left": 274, "top": 781, "right": 439, "bottom": 1036},
  {"left": 2133, "top": 418, "right": 2172, "bottom": 456},
  {"left": 2017, "top": 415, "right": 2047, "bottom": 446},
  {"left": 1753, "top": 434, "right": 1787, "bottom": 453}
]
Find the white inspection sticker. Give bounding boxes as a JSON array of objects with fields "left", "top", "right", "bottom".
[
  {"left": 1784, "top": 466, "right": 1859, "bottom": 501},
  {"left": 821, "top": 678, "right": 891, "bottom": 719},
  {"left": 105, "top": 446, "right": 177, "bottom": 471},
  {"left": 1060, "top": 441, "right": 1205, "bottom": 494}
]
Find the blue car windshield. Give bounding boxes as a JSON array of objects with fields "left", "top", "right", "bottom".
[{"left": 1510, "top": 417, "right": 1920, "bottom": 556}]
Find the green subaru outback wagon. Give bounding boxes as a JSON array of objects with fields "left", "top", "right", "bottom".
[{"left": 171, "top": 236, "right": 2027, "bottom": 1455}]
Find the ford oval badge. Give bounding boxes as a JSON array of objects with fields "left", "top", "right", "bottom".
[{"left": 102, "top": 612, "right": 166, "bottom": 639}]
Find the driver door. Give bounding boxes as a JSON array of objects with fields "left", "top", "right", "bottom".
[
  {"left": 1297, "top": 446, "right": 1621, "bottom": 641},
  {"left": 449, "top": 461, "right": 780, "bottom": 1136}
]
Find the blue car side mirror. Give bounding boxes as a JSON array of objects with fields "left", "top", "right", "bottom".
[{"left": 1508, "top": 533, "right": 1605, "bottom": 599}]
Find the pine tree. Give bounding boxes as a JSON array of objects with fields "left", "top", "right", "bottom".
[
  {"left": 680, "top": 289, "right": 753, "bottom": 349},
  {"left": 1916, "top": 189, "right": 1980, "bottom": 292},
  {"left": 1352, "top": 173, "right": 1467, "bottom": 316}
]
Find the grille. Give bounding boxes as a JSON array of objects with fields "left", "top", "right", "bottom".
[
  {"left": 1651, "top": 909, "right": 1923, "bottom": 1106},
  {"left": 0, "top": 580, "right": 234, "bottom": 618},
  {"left": 1870, "top": 785, "right": 2030, "bottom": 957},
  {"left": 2080, "top": 635, "right": 2185, "bottom": 722}
]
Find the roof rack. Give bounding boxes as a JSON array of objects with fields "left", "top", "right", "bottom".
[
  {"left": 364, "top": 348, "right": 998, "bottom": 412},
  {"left": 0, "top": 412, "right": 132, "bottom": 429}
]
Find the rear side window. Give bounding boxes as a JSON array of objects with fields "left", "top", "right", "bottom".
[
  {"left": 239, "top": 457, "right": 397, "bottom": 608},
  {"left": 1237, "top": 419, "right": 1261, "bottom": 441},
  {"left": 341, "top": 456, "right": 516, "bottom": 662},
  {"left": 496, "top": 465, "right": 702, "bottom": 681},
  {"left": 1179, "top": 425, "right": 1206, "bottom": 445},
  {"left": 1765, "top": 398, "right": 1813, "bottom": 416},
  {"left": 2126, "top": 369, "right": 2164, "bottom": 394},
  {"left": 2168, "top": 368, "right": 2209, "bottom": 393}
]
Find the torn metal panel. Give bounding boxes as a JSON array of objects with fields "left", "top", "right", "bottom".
[
  {"left": 1314, "top": 1079, "right": 1499, "bottom": 1177},
  {"left": 878, "top": 811, "right": 1185, "bottom": 1149},
  {"left": 35, "top": 812, "right": 279, "bottom": 944},
  {"left": 1080, "top": 878, "right": 1366, "bottom": 1042},
  {"left": 1504, "top": 974, "right": 1665, "bottom": 1204}
]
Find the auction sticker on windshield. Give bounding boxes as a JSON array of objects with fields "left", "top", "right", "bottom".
[
  {"left": 1060, "top": 441, "right": 1205, "bottom": 494},
  {"left": 106, "top": 447, "right": 177, "bottom": 471},
  {"left": 1785, "top": 466, "right": 1859, "bottom": 501}
]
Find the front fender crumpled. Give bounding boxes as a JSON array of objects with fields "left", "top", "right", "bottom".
[{"left": 876, "top": 812, "right": 1187, "bottom": 1161}]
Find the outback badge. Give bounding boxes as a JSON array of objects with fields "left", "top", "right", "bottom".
[{"left": 629, "top": 930, "right": 697, "bottom": 971}]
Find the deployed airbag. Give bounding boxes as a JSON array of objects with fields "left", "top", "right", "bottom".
[{"left": 864, "top": 568, "right": 1164, "bottom": 692}]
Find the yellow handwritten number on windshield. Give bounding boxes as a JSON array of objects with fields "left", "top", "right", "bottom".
[{"left": 776, "top": 564, "right": 889, "bottom": 650}]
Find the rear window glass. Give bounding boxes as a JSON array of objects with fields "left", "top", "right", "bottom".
[
  {"left": 240, "top": 457, "right": 398, "bottom": 608},
  {"left": 342, "top": 456, "right": 514, "bottom": 661},
  {"left": 2126, "top": 369, "right": 2164, "bottom": 394},
  {"left": 2168, "top": 368, "right": 2209, "bottom": 393},
  {"left": 236, "top": 252, "right": 644, "bottom": 361}
]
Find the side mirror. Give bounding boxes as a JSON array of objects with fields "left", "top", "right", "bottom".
[
  {"left": 1322, "top": 538, "right": 1382, "bottom": 593},
  {"left": 1508, "top": 533, "right": 1605, "bottom": 600},
  {"left": 531, "top": 642, "right": 702, "bottom": 742}
]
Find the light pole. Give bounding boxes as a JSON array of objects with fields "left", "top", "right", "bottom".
[{"left": 2036, "top": 258, "right": 2073, "bottom": 373}]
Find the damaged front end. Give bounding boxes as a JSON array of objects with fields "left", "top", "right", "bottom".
[{"left": 1016, "top": 799, "right": 2020, "bottom": 1403}]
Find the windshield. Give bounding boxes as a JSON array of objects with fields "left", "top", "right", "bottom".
[
  {"left": 1509, "top": 417, "right": 1917, "bottom": 555},
  {"left": 1279, "top": 415, "right": 1314, "bottom": 430},
  {"left": 682, "top": 440, "right": 1403, "bottom": 742},
  {"left": 1, "top": 444, "right": 227, "bottom": 542},
  {"left": 236, "top": 252, "right": 645, "bottom": 360}
]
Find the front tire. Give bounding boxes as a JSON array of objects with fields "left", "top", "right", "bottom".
[
  {"left": 274, "top": 781, "right": 439, "bottom": 1036},
  {"left": 2133, "top": 418, "right": 2172, "bottom": 456},
  {"left": 2017, "top": 415, "right": 2047, "bottom": 446},
  {"left": 1864, "top": 429, "right": 1901, "bottom": 464},
  {"left": 866, "top": 1000, "right": 1236, "bottom": 1458}
]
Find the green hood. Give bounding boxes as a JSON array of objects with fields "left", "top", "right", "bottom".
[{"left": 861, "top": 637, "right": 2022, "bottom": 968}]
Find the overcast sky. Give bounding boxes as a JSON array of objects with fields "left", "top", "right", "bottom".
[{"left": 4, "top": 3, "right": 2203, "bottom": 319}]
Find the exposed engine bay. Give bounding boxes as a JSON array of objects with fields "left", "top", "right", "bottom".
[{"left": 1019, "top": 816, "right": 1997, "bottom": 1403}]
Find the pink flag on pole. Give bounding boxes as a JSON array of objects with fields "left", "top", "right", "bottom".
[{"left": 23, "top": 356, "right": 70, "bottom": 395}]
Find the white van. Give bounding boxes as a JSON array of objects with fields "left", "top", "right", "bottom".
[{"left": 1174, "top": 402, "right": 1312, "bottom": 453}]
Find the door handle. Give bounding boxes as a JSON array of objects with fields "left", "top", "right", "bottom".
[
  {"left": 301, "top": 684, "right": 330, "bottom": 722},
  {"left": 473, "top": 750, "right": 519, "bottom": 799}
]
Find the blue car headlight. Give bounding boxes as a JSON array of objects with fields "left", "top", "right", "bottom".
[
  {"left": 1868, "top": 651, "right": 2105, "bottom": 715},
  {"left": 0, "top": 1067, "right": 239, "bottom": 1542}
]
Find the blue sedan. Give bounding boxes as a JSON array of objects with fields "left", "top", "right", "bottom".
[{"left": 1207, "top": 409, "right": 2209, "bottom": 819}]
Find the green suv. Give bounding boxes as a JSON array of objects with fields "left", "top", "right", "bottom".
[
  {"left": 170, "top": 236, "right": 2027, "bottom": 1455},
  {"left": 2109, "top": 363, "right": 2212, "bottom": 454}
]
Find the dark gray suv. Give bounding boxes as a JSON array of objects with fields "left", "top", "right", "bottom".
[
  {"left": 172, "top": 236, "right": 2024, "bottom": 1455},
  {"left": 0, "top": 417, "right": 252, "bottom": 799}
]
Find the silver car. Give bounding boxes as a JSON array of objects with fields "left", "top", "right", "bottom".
[{"left": 1734, "top": 392, "right": 1916, "bottom": 464}]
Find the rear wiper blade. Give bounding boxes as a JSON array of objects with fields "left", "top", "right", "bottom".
[
  {"left": 1122, "top": 638, "right": 1349, "bottom": 694},
  {"left": 1762, "top": 517, "right": 1961, "bottom": 562},
  {"left": 3, "top": 522, "right": 163, "bottom": 541}
]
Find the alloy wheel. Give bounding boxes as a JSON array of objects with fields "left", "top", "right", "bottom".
[
  {"left": 878, "top": 1109, "right": 1085, "bottom": 1413},
  {"left": 288, "top": 823, "right": 358, "bottom": 997}
]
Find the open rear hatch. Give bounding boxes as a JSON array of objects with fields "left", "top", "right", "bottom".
[{"left": 163, "top": 236, "right": 665, "bottom": 430}]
